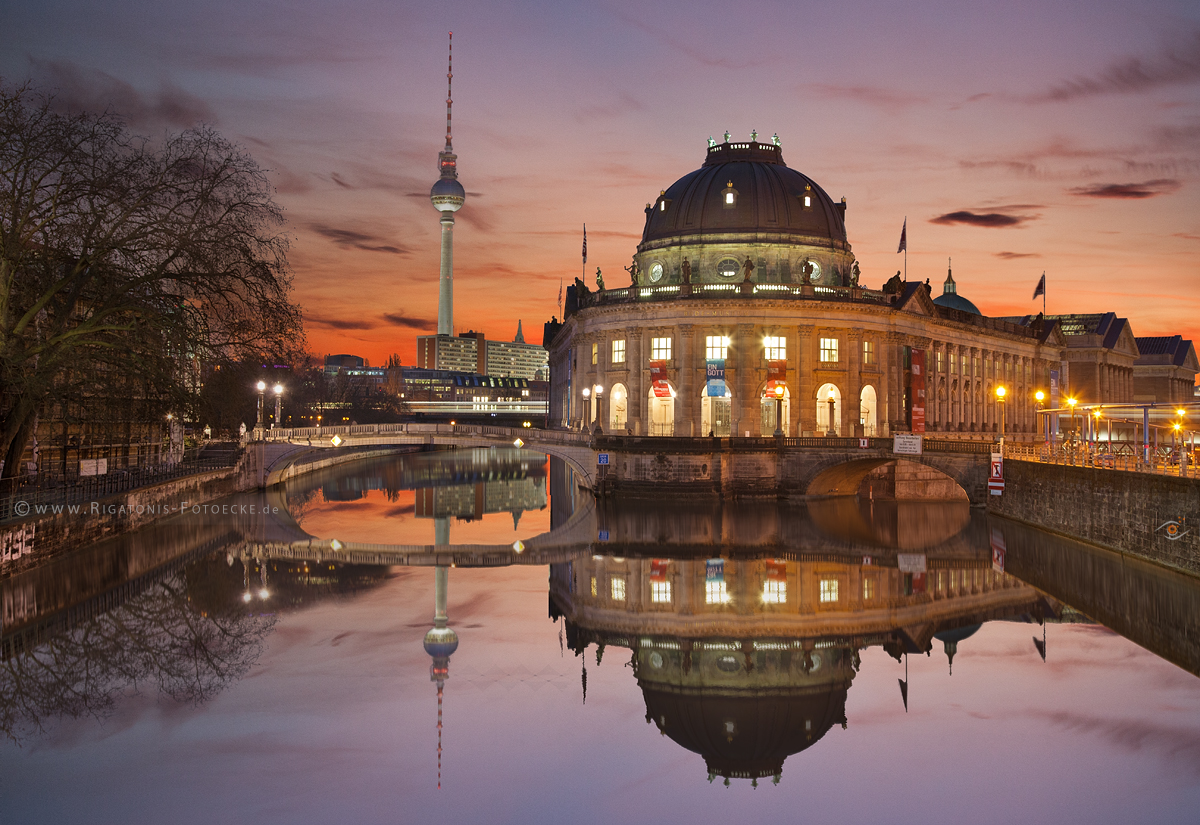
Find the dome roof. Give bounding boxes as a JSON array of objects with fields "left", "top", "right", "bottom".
[
  {"left": 933, "top": 265, "right": 981, "bottom": 315},
  {"left": 643, "top": 684, "right": 848, "bottom": 780},
  {"left": 640, "top": 140, "right": 848, "bottom": 248},
  {"left": 934, "top": 292, "right": 982, "bottom": 315}
]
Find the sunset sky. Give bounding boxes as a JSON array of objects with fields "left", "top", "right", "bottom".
[{"left": 3, "top": 0, "right": 1199, "bottom": 367}]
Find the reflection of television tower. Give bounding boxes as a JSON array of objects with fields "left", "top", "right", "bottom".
[
  {"left": 430, "top": 31, "right": 465, "bottom": 336},
  {"left": 423, "top": 565, "right": 458, "bottom": 789}
]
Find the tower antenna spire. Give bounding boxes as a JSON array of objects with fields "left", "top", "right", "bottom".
[{"left": 445, "top": 31, "right": 453, "bottom": 151}]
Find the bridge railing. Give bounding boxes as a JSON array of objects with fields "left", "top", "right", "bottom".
[
  {"left": 1003, "top": 442, "right": 1198, "bottom": 478},
  {"left": 257, "top": 422, "right": 594, "bottom": 447}
]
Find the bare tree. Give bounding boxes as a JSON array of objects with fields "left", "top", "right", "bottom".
[{"left": 0, "top": 82, "right": 304, "bottom": 476}]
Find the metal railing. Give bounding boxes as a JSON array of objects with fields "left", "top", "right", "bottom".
[
  {"left": 0, "top": 450, "right": 241, "bottom": 524},
  {"left": 1003, "top": 442, "right": 1199, "bottom": 478}
]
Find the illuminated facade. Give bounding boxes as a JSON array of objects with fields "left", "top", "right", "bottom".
[{"left": 549, "top": 136, "right": 1066, "bottom": 438}]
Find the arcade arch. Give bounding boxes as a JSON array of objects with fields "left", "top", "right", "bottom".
[
  {"left": 701, "top": 387, "right": 733, "bottom": 437},
  {"left": 759, "top": 383, "right": 791, "bottom": 436},
  {"left": 816, "top": 383, "right": 842, "bottom": 436},
  {"left": 609, "top": 383, "right": 628, "bottom": 433},
  {"left": 648, "top": 382, "right": 676, "bottom": 436}
]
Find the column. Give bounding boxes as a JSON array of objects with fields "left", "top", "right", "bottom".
[
  {"left": 628, "top": 327, "right": 643, "bottom": 435},
  {"left": 847, "top": 328, "right": 863, "bottom": 437},
  {"left": 798, "top": 324, "right": 815, "bottom": 435},
  {"left": 677, "top": 323, "right": 695, "bottom": 436},
  {"left": 735, "top": 323, "right": 755, "bottom": 436}
]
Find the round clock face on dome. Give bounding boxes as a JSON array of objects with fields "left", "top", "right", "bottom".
[
  {"left": 717, "top": 259, "right": 739, "bottom": 279},
  {"left": 649, "top": 262, "right": 664, "bottom": 283},
  {"left": 809, "top": 261, "right": 822, "bottom": 282}
]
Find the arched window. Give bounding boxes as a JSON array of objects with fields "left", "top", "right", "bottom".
[
  {"left": 609, "top": 383, "right": 628, "bottom": 433},
  {"left": 760, "top": 383, "right": 791, "bottom": 436},
  {"left": 817, "top": 383, "right": 842, "bottom": 436},
  {"left": 860, "top": 385, "right": 878, "bottom": 437},
  {"left": 648, "top": 383, "right": 675, "bottom": 436},
  {"left": 701, "top": 386, "right": 733, "bottom": 437}
]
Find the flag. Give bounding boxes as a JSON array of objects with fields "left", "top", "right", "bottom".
[
  {"left": 897, "top": 218, "right": 907, "bottom": 253},
  {"left": 1033, "top": 634, "right": 1046, "bottom": 661},
  {"left": 557, "top": 278, "right": 562, "bottom": 314},
  {"left": 582, "top": 224, "right": 587, "bottom": 264},
  {"left": 898, "top": 677, "right": 909, "bottom": 711},
  {"left": 1033, "top": 272, "right": 1046, "bottom": 300}
]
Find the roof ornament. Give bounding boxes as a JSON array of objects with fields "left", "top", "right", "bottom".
[
  {"left": 723, "top": 130, "right": 731, "bottom": 143},
  {"left": 750, "top": 129, "right": 758, "bottom": 142},
  {"left": 772, "top": 133, "right": 781, "bottom": 147},
  {"left": 708, "top": 135, "right": 716, "bottom": 148}
]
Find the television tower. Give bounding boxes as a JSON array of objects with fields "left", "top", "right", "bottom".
[{"left": 430, "top": 31, "right": 465, "bottom": 337}]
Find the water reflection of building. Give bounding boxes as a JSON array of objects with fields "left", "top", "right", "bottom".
[{"left": 551, "top": 553, "right": 1054, "bottom": 784}]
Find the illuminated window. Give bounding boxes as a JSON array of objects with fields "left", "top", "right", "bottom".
[
  {"left": 717, "top": 259, "right": 739, "bottom": 279},
  {"left": 863, "top": 577, "right": 875, "bottom": 600},
  {"left": 591, "top": 343, "right": 598, "bottom": 365},
  {"left": 973, "top": 356, "right": 979, "bottom": 376},
  {"left": 936, "top": 351, "right": 945, "bottom": 373},
  {"left": 950, "top": 351, "right": 958, "bottom": 373},
  {"left": 863, "top": 340, "right": 875, "bottom": 365},
  {"left": 705, "top": 580, "right": 730, "bottom": 604},
  {"left": 961, "top": 354, "right": 968, "bottom": 374},
  {"left": 764, "top": 336, "right": 786, "bottom": 361},
  {"left": 726, "top": 192, "right": 734, "bottom": 204},
  {"left": 721, "top": 180, "right": 737, "bottom": 208},
  {"left": 820, "top": 579, "right": 839, "bottom": 603},
  {"left": 611, "top": 577, "right": 626, "bottom": 601},
  {"left": 651, "top": 337, "right": 672, "bottom": 361},
  {"left": 651, "top": 580, "right": 672, "bottom": 603},
  {"left": 762, "top": 579, "right": 787, "bottom": 604},
  {"left": 820, "top": 338, "right": 839, "bottom": 363},
  {"left": 706, "top": 335, "right": 730, "bottom": 360},
  {"left": 590, "top": 576, "right": 597, "bottom": 597},
  {"left": 611, "top": 339, "right": 626, "bottom": 364}
]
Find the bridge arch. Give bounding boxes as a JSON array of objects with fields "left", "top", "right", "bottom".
[{"left": 805, "top": 457, "right": 970, "bottom": 501}]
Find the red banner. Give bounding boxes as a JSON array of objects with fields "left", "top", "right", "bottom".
[
  {"left": 910, "top": 349, "right": 926, "bottom": 433},
  {"left": 765, "top": 360, "right": 788, "bottom": 395},
  {"left": 650, "top": 559, "right": 669, "bottom": 581},
  {"left": 650, "top": 361, "right": 671, "bottom": 398},
  {"left": 765, "top": 560, "right": 787, "bottom": 580}
]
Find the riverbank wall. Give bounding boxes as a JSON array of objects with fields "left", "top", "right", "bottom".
[
  {"left": 0, "top": 444, "right": 418, "bottom": 580},
  {"left": 987, "top": 459, "right": 1200, "bottom": 577}
]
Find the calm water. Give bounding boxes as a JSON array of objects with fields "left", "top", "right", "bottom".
[{"left": 2, "top": 448, "right": 1199, "bottom": 824}]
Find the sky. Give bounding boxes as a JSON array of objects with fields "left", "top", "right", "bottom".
[{"left": 3, "top": 0, "right": 1199, "bottom": 366}]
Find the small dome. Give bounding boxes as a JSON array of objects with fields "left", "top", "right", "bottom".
[
  {"left": 431, "top": 177, "right": 465, "bottom": 213},
  {"left": 423, "top": 626, "right": 459, "bottom": 658},
  {"left": 933, "top": 264, "right": 981, "bottom": 315}
]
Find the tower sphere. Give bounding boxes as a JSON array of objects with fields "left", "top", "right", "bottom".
[
  {"left": 423, "top": 625, "right": 460, "bottom": 658},
  {"left": 431, "top": 177, "right": 465, "bottom": 213}
]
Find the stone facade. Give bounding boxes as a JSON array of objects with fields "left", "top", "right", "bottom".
[{"left": 552, "top": 286, "right": 1064, "bottom": 442}]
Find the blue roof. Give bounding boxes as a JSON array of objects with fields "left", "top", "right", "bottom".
[{"left": 933, "top": 292, "right": 981, "bottom": 315}]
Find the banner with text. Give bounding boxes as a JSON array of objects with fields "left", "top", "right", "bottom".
[
  {"left": 910, "top": 348, "right": 926, "bottom": 433},
  {"left": 706, "top": 359, "right": 726, "bottom": 397},
  {"left": 650, "top": 361, "right": 671, "bottom": 398}
]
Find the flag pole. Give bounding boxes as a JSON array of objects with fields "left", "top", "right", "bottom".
[
  {"left": 904, "top": 216, "right": 907, "bottom": 284},
  {"left": 1043, "top": 271, "right": 1046, "bottom": 315}
]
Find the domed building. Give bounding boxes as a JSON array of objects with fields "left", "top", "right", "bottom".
[{"left": 549, "top": 133, "right": 1066, "bottom": 439}]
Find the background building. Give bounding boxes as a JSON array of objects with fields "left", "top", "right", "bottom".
[{"left": 416, "top": 323, "right": 548, "bottom": 381}]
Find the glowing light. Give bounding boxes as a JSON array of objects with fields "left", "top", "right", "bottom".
[
  {"left": 827, "top": 388, "right": 836, "bottom": 401},
  {"left": 330, "top": 434, "right": 342, "bottom": 447},
  {"left": 775, "top": 385, "right": 785, "bottom": 398},
  {"left": 330, "top": 539, "right": 343, "bottom": 552},
  {"left": 582, "top": 387, "right": 590, "bottom": 398},
  {"left": 273, "top": 383, "right": 283, "bottom": 395},
  {"left": 513, "top": 437, "right": 525, "bottom": 448},
  {"left": 1035, "top": 390, "right": 1045, "bottom": 402},
  {"left": 242, "top": 592, "right": 252, "bottom": 603},
  {"left": 1067, "top": 397, "right": 1077, "bottom": 408},
  {"left": 995, "top": 385, "right": 1006, "bottom": 399},
  {"left": 1178, "top": 408, "right": 1187, "bottom": 417},
  {"left": 725, "top": 192, "right": 734, "bottom": 204},
  {"left": 258, "top": 589, "right": 270, "bottom": 599},
  {"left": 512, "top": 540, "right": 525, "bottom": 554}
]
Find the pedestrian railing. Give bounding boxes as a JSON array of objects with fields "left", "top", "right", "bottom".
[
  {"left": 0, "top": 451, "right": 241, "bottom": 524},
  {"left": 1002, "top": 443, "right": 1197, "bottom": 478}
]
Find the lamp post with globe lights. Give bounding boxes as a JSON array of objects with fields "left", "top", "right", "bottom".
[
  {"left": 273, "top": 383, "right": 284, "bottom": 429},
  {"left": 827, "top": 388, "right": 837, "bottom": 436},
  {"left": 581, "top": 387, "right": 591, "bottom": 431},
  {"left": 1034, "top": 390, "right": 1046, "bottom": 447},
  {"left": 773, "top": 384, "right": 785, "bottom": 437},
  {"left": 255, "top": 380, "right": 267, "bottom": 432},
  {"left": 994, "top": 385, "right": 1006, "bottom": 440}
]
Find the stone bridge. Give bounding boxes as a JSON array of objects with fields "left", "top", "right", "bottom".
[{"left": 255, "top": 424, "right": 995, "bottom": 503}]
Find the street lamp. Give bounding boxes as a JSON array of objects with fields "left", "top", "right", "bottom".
[
  {"left": 994, "top": 385, "right": 1006, "bottom": 439},
  {"left": 1066, "top": 397, "right": 1077, "bottom": 452},
  {"left": 1034, "top": 390, "right": 1046, "bottom": 445},
  {"left": 593, "top": 384, "right": 604, "bottom": 434},
  {"left": 581, "top": 386, "right": 591, "bottom": 430},
  {"left": 1093, "top": 408, "right": 1102, "bottom": 455},
  {"left": 255, "top": 380, "right": 267, "bottom": 431},
  {"left": 773, "top": 384, "right": 785, "bottom": 437},
  {"left": 827, "top": 387, "right": 837, "bottom": 436},
  {"left": 273, "top": 383, "right": 283, "bottom": 429}
]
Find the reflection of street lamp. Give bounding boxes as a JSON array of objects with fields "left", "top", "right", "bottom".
[
  {"left": 827, "top": 387, "right": 837, "bottom": 436},
  {"left": 273, "top": 383, "right": 283, "bottom": 429},
  {"left": 995, "top": 385, "right": 1006, "bottom": 438},
  {"left": 773, "top": 384, "right": 785, "bottom": 437},
  {"left": 1093, "top": 408, "right": 1102, "bottom": 454},
  {"left": 255, "top": 380, "right": 266, "bottom": 431}
]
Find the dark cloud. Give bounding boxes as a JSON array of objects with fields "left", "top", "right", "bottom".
[
  {"left": 995, "top": 251, "right": 1041, "bottom": 259},
  {"left": 330, "top": 172, "right": 353, "bottom": 189},
  {"left": 385, "top": 504, "right": 415, "bottom": 517},
  {"left": 931, "top": 211, "right": 1033, "bottom": 228},
  {"left": 611, "top": 11, "right": 762, "bottom": 70},
  {"left": 380, "top": 313, "right": 434, "bottom": 330},
  {"left": 1035, "top": 31, "right": 1200, "bottom": 102},
  {"left": 307, "top": 315, "right": 374, "bottom": 331},
  {"left": 32, "top": 59, "right": 214, "bottom": 128},
  {"left": 1069, "top": 179, "right": 1181, "bottom": 199},
  {"left": 1031, "top": 710, "right": 1200, "bottom": 774},
  {"left": 309, "top": 224, "right": 409, "bottom": 254}
]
